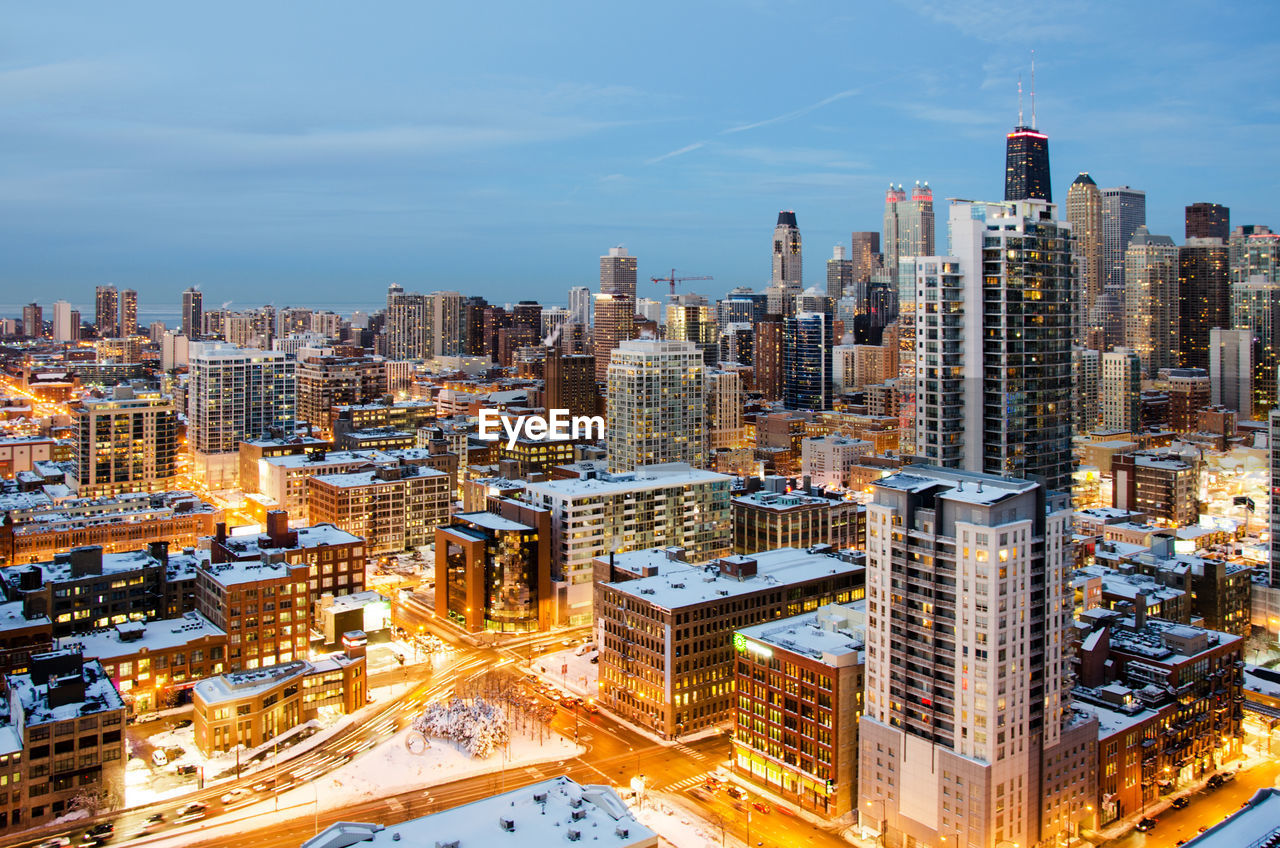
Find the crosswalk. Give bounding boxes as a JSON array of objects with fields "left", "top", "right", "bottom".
[
  {"left": 663, "top": 775, "right": 706, "bottom": 792},
  {"left": 673, "top": 742, "right": 708, "bottom": 762}
]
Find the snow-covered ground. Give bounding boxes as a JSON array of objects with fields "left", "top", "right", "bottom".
[
  {"left": 532, "top": 647, "right": 598, "bottom": 699},
  {"left": 132, "top": 720, "right": 585, "bottom": 848},
  {"left": 633, "top": 791, "right": 750, "bottom": 848}
]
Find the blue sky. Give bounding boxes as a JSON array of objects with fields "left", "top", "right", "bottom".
[{"left": 1, "top": 0, "right": 1277, "bottom": 313}]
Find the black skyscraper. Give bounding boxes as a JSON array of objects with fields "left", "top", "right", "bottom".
[
  {"left": 1185, "top": 202, "right": 1230, "bottom": 241},
  {"left": 1004, "top": 126, "right": 1052, "bottom": 203}
]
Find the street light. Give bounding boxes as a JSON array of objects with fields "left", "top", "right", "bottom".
[{"left": 864, "top": 798, "right": 887, "bottom": 848}]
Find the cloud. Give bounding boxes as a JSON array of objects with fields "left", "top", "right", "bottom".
[
  {"left": 645, "top": 141, "right": 705, "bottom": 165},
  {"left": 722, "top": 89, "right": 861, "bottom": 134},
  {"left": 899, "top": 0, "right": 1087, "bottom": 44}
]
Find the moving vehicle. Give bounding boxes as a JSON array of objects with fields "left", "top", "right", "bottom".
[
  {"left": 220, "top": 788, "right": 248, "bottom": 804},
  {"left": 752, "top": 801, "right": 771, "bottom": 814},
  {"left": 175, "top": 802, "right": 208, "bottom": 822},
  {"left": 1136, "top": 817, "right": 1158, "bottom": 832},
  {"left": 80, "top": 822, "right": 114, "bottom": 842},
  {"left": 1171, "top": 796, "right": 1190, "bottom": 809},
  {"left": 36, "top": 838, "right": 72, "bottom": 848}
]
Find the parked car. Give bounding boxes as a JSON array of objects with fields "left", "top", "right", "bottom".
[
  {"left": 175, "top": 764, "right": 198, "bottom": 776},
  {"left": 151, "top": 749, "right": 169, "bottom": 766},
  {"left": 171, "top": 718, "right": 192, "bottom": 729},
  {"left": 1171, "top": 796, "right": 1190, "bottom": 809},
  {"left": 1136, "top": 817, "right": 1158, "bottom": 832},
  {"left": 1207, "top": 774, "right": 1225, "bottom": 789}
]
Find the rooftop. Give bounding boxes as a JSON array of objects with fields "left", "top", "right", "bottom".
[
  {"left": 525, "top": 463, "right": 731, "bottom": 499},
  {"left": 194, "top": 653, "right": 362, "bottom": 706},
  {"left": 875, "top": 465, "right": 1039, "bottom": 505},
  {"left": 737, "top": 602, "right": 865, "bottom": 666},
  {"left": 604, "top": 547, "right": 862, "bottom": 610},
  {"left": 1182, "top": 788, "right": 1280, "bottom": 848},
  {"left": 300, "top": 776, "right": 656, "bottom": 848},
  {"left": 456, "top": 511, "right": 534, "bottom": 532},
  {"left": 68, "top": 612, "right": 225, "bottom": 661},
  {"left": 8, "top": 656, "right": 125, "bottom": 726}
]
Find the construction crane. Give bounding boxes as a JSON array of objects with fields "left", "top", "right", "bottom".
[{"left": 651, "top": 269, "right": 713, "bottom": 299}]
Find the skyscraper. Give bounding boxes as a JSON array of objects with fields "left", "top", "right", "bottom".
[
  {"left": 386, "top": 286, "right": 430, "bottom": 360},
  {"left": 605, "top": 339, "right": 707, "bottom": 473},
  {"left": 826, "top": 245, "right": 854, "bottom": 301},
  {"left": 882, "top": 183, "right": 934, "bottom": 285},
  {"left": 1185, "top": 202, "right": 1230, "bottom": 241},
  {"left": 52, "top": 300, "right": 77, "bottom": 341},
  {"left": 187, "top": 343, "right": 296, "bottom": 487},
  {"left": 568, "top": 285, "right": 592, "bottom": 326},
  {"left": 1101, "top": 348, "right": 1142, "bottom": 432},
  {"left": 1209, "top": 328, "right": 1252, "bottom": 415},
  {"left": 429, "top": 291, "right": 464, "bottom": 357},
  {"left": 600, "top": 246, "right": 637, "bottom": 299},
  {"left": 544, "top": 345, "right": 599, "bottom": 420},
  {"left": 1100, "top": 186, "right": 1147, "bottom": 347},
  {"left": 1123, "top": 226, "right": 1179, "bottom": 376},
  {"left": 915, "top": 200, "right": 1075, "bottom": 492},
  {"left": 771, "top": 211, "right": 802, "bottom": 293},
  {"left": 665, "top": 301, "right": 717, "bottom": 366},
  {"left": 71, "top": 385, "right": 179, "bottom": 497},
  {"left": 1178, "top": 238, "right": 1230, "bottom": 371},
  {"left": 22, "top": 303, "right": 42, "bottom": 339},
  {"left": 120, "top": 289, "right": 138, "bottom": 336},
  {"left": 860, "top": 466, "right": 1081, "bottom": 848},
  {"left": 754, "top": 316, "right": 784, "bottom": 401},
  {"left": 1066, "top": 173, "right": 1103, "bottom": 341},
  {"left": 1072, "top": 347, "right": 1101, "bottom": 434},
  {"left": 850, "top": 231, "right": 881, "bottom": 282},
  {"left": 782, "top": 311, "right": 834, "bottom": 411},
  {"left": 1004, "top": 126, "right": 1052, "bottom": 202},
  {"left": 182, "top": 287, "right": 203, "bottom": 339},
  {"left": 592, "top": 293, "right": 636, "bottom": 383},
  {"left": 95, "top": 285, "right": 119, "bottom": 337}
]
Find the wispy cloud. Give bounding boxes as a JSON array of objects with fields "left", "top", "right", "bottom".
[
  {"left": 645, "top": 141, "right": 705, "bottom": 165},
  {"left": 722, "top": 89, "right": 860, "bottom": 134},
  {"left": 899, "top": 0, "right": 1087, "bottom": 44}
]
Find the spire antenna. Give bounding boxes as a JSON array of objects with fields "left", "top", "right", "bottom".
[
  {"left": 1030, "top": 50, "right": 1037, "bottom": 130},
  {"left": 1017, "top": 74, "right": 1023, "bottom": 127}
]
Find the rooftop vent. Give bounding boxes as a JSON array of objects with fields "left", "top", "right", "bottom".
[{"left": 499, "top": 816, "right": 515, "bottom": 832}]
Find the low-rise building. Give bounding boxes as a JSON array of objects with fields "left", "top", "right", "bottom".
[
  {"left": 595, "top": 546, "right": 865, "bottom": 739},
  {"left": 206, "top": 511, "right": 366, "bottom": 604},
  {"left": 195, "top": 552, "right": 310, "bottom": 673},
  {"left": 1072, "top": 612, "right": 1243, "bottom": 824},
  {"left": 68, "top": 612, "right": 226, "bottom": 713},
  {"left": 192, "top": 642, "right": 365, "bottom": 755},
  {"left": 732, "top": 482, "right": 864, "bottom": 555},
  {"left": 0, "top": 599, "right": 51, "bottom": 674},
  {"left": 733, "top": 602, "right": 865, "bottom": 817},
  {"left": 434, "top": 502, "right": 552, "bottom": 633},
  {"left": 300, "top": 776, "right": 657, "bottom": 848},
  {"left": 1182, "top": 788, "right": 1280, "bottom": 848},
  {"left": 0, "top": 490, "right": 219, "bottom": 566},
  {"left": 0, "top": 650, "right": 127, "bottom": 833},
  {"left": 800, "top": 435, "right": 873, "bottom": 489},
  {"left": 0, "top": 542, "right": 201, "bottom": 638},
  {"left": 1113, "top": 451, "right": 1200, "bottom": 526}
]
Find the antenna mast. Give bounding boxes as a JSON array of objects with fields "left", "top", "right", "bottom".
[
  {"left": 1030, "top": 50, "right": 1037, "bottom": 130},
  {"left": 1017, "top": 74, "right": 1023, "bottom": 127}
]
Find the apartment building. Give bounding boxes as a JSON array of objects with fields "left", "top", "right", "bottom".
[
  {"left": 0, "top": 490, "right": 219, "bottom": 566},
  {"left": 0, "top": 650, "right": 126, "bottom": 833},
  {"left": 523, "top": 463, "right": 732, "bottom": 626},
  {"left": 195, "top": 555, "right": 311, "bottom": 672},
  {"left": 70, "top": 386, "right": 178, "bottom": 497},
  {"left": 1113, "top": 451, "right": 1200, "bottom": 526},
  {"left": 308, "top": 464, "right": 450, "bottom": 556},
  {"left": 801, "top": 435, "right": 873, "bottom": 489},
  {"left": 733, "top": 602, "right": 865, "bottom": 817},
  {"left": 594, "top": 546, "right": 865, "bottom": 739},
  {"left": 69, "top": 612, "right": 226, "bottom": 714},
  {"left": 207, "top": 511, "right": 365, "bottom": 604},
  {"left": 732, "top": 485, "right": 865, "bottom": 555},
  {"left": 0, "top": 543, "right": 202, "bottom": 638}
]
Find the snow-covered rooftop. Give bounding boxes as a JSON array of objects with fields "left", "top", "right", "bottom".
[
  {"left": 875, "top": 467, "right": 1038, "bottom": 505},
  {"left": 737, "top": 602, "right": 866, "bottom": 666},
  {"left": 0, "top": 598, "right": 49, "bottom": 633},
  {"left": 198, "top": 558, "right": 304, "bottom": 587},
  {"left": 605, "top": 547, "right": 862, "bottom": 610},
  {"left": 193, "top": 652, "right": 361, "bottom": 706},
  {"left": 1244, "top": 664, "right": 1280, "bottom": 701},
  {"left": 1183, "top": 788, "right": 1280, "bottom": 848},
  {"left": 457, "top": 511, "right": 532, "bottom": 532},
  {"left": 310, "top": 465, "right": 446, "bottom": 489},
  {"left": 525, "top": 463, "right": 731, "bottom": 499},
  {"left": 68, "top": 612, "right": 225, "bottom": 661},
  {"left": 301, "top": 776, "right": 656, "bottom": 848},
  {"left": 8, "top": 655, "right": 125, "bottom": 727}
]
